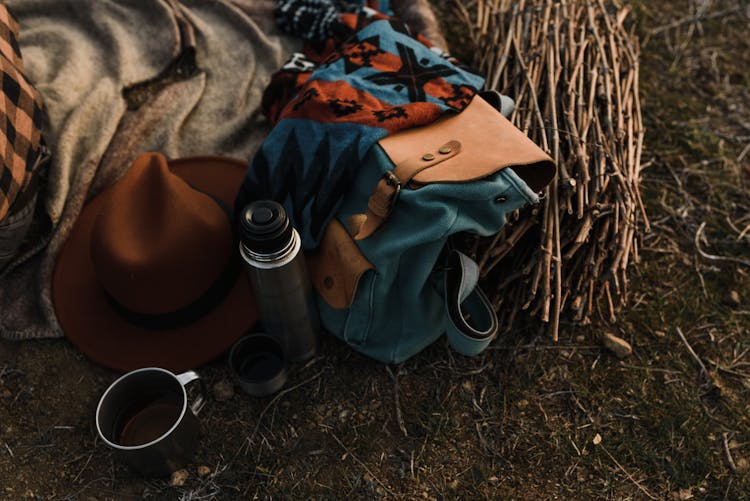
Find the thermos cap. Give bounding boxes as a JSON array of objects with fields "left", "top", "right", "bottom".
[
  {"left": 239, "top": 200, "right": 293, "bottom": 255},
  {"left": 228, "top": 333, "right": 287, "bottom": 397}
]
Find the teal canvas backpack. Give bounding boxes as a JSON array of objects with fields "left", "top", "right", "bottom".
[{"left": 309, "top": 94, "right": 556, "bottom": 363}]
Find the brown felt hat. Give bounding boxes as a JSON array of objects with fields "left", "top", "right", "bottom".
[{"left": 52, "top": 152, "right": 257, "bottom": 372}]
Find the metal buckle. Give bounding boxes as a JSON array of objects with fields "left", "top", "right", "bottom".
[{"left": 383, "top": 171, "right": 401, "bottom": 207}]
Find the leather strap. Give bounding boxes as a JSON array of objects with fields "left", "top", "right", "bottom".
[
  {"left": 443, "top": 249, "right": 498, "bottom": 356},
  {"left": 352, "top": 140, "right": 461, "bottom": 239},
  {"left": 350, "top": 94, "right": 556, "bottom": 240}
]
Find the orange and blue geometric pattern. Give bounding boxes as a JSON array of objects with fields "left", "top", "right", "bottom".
[{"left": 236, "top": 6, "right": 484, "bottom": 248}]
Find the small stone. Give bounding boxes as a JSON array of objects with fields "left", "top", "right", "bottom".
[
  {"left": 448, "top": 479, "right": 459, "bottom": 490},
  {"left": 575, "top": 335, "right": 585, "bottom": 343},
  {"left": 592, "top": 433, "right": 602, "bottom": 445},
  {"left": 197, "top": 465, "right": 211, "bottom": 477},
  {"left": 23, "top": 489, "right": 34, "bottom": 499},
  {"left": 737, "top": 458, "right": 749, "bottom": 471},
  {"left": 170, "top": 469, "right": 189, "bottom": 487},
  {"left": 724, "top": 290, "right": 741, "bottom": 308},
  {"left": 338, "top": 409, "right": 351, "bottom": 421},
  {"left": 654, "top": 330, "right": 666, "bottom": 338},
  {"left": 602, "top": 332, "right": 632, "bottom": 359},
  {"left": 670, "top": 488, "right": 693, "bottom": 500},
  {"left": 212, "top": 380, "right": 235, "bottom": 402},
  {"left": 488, "top": 476, "right": 499, "bottom": 483}
]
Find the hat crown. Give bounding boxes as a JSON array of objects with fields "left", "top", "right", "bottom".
[{"left": 90, "top": 153, "right": 233, "bottom": 315}]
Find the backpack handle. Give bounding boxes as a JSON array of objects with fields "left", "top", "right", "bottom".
[{"left": 443, "top": 250, "right": 498, "bottom": 356}]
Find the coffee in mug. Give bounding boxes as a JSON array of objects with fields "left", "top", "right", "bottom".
[
  {"left": 115, "top": 395, "right": 184, "bottom": 447},
  {"left": 96, "top": 367, "right": 205, "bottom": 476}
]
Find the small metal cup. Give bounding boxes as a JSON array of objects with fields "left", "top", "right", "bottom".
[
  {"left": 229, "top": 333, "right": 287, "bottom": 397},
  {"left": 95, "top": 367, "right": 206, "bottom": 476}
]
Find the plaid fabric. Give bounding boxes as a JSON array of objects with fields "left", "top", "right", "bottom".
[{"left": 0, "top": 3, "right": 45, "bottom": 221}]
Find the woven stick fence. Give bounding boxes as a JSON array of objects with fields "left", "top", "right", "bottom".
[{"left": 454, "top": 0, "right": 648, "bottom": 340}]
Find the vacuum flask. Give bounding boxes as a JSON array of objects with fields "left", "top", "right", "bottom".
[{"left": 238, "top": 200, "right": 319, "bottom": 362}]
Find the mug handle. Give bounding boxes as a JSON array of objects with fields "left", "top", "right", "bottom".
[{"left": 175, "top": 371, "right": 207, "bottom": 415}]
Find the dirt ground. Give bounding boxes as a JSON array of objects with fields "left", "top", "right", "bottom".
[{"left": 1, "top": 1, "right": 749, "bottom": 499}]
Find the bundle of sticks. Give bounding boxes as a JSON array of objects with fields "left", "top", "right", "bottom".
[{"left": 455, "top": 0, "right": 648, "bottom": 340}]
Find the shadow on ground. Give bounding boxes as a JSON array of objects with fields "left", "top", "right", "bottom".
[{"left": 1, "top": 0, "right": 749, "bottom": 499}]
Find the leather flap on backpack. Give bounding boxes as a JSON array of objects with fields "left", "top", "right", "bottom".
[
  {"left": 378, "top": 95, "right": 557, "bottom": 193},
  {"left": 308, "top": 218, "right": 374, "bottom": 309}
]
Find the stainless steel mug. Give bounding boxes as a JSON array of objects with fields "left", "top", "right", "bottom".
[
  {"left": 95, "top": 367, "right": 205, "bottom": 476},
  {"left": 238, "top": 200, "right": 319, "bottom": 362}
]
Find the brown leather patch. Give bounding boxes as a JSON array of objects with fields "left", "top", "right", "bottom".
[
  {"left": 308, "top": 219, "right": 374, "bottom": 309},
  {"left": 378, "top": 96, "right": 556, "bottom": 192},
  {"left": 347, "top": 213, "right": 367, "bottom": 236}
]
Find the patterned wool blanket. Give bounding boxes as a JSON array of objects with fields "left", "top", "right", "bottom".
[
  {"left": 0, "top": 0, "right": 446, "bottom": 341},
  {"left": 238, "top": 2, "right": 484, "bottom": 248}
]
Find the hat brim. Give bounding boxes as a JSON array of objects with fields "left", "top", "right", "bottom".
[{"left": 52, "top": 156, "right": 257, "bottom": 373}]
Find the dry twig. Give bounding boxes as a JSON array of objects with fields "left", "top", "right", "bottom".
[
  {"left": 385, "top": 365, "right": 408, "bottom": 437},
  {"left": 246, "top": 370, "right": 325, "bottom": 447},
  {"left": 722, "top": 432, "right": 738, "bottom": 473},
  {"left": 329, "top": 432, "right": 397, "bottom": 498},
  {"left": 457, "top": 0, "right": 645, "bottom": 336},
  {"left": 600, "top": 444, "right": 660, "bottom": 500},
  {"left": 695, "top": 222, "right": 750, "bottom": 268},
  {"left": 649, "top": 6, "right": 746, "bottom": 35},
  {"left": 675, "top": 326, "right": 709, "bottom": 379}
]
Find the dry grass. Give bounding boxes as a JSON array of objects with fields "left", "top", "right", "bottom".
[{"left": 1, "top": 0, "right": 749, "bottom": 499}]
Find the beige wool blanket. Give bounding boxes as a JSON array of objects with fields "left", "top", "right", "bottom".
[{"left": 0, "top": 0, "right": 444, "bottom": 340}]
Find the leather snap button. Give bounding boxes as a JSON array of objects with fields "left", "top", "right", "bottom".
[
  {"left": 422, "top": 153, "right": 435, "bottom": 161},
  {"left": 494, "top": 195, "right": 508, "bottom": 203},
  {"left": 438, "top": 145, "right": 452, "bottom": 154}
]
